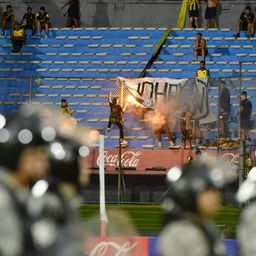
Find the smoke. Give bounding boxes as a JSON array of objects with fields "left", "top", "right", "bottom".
[
  {"left": 144, "top": 98, "right": 179, "bottom": 131},
  {"left": 144, "top": 110, "right": 166, "bottom": 131}
]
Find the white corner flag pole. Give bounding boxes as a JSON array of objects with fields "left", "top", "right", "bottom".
[{"left": 99, "top": 134, "right": 108, "bottom": 237}]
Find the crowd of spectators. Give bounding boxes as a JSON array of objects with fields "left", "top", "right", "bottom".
[
  {"left": 1, "top": 5, "right": 50, "bottom": 38},
  {"left": 1, "top": 1, "right": 80, "bottom": 38},
  {"left": 0, "top": 2, "right": 254, "bottom": 145},
  {"left": 187, "top": 0, "right": 219, "bottom": 29},
  {"left": 187, "top": 1, "right": 256, "bottom": 38},
  {"left": 1, "top": 1, "right": 80, "bottom": 52}
]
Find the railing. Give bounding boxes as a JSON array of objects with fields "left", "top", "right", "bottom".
[{"left": 0, "top": 69, "right": 255, "bottom": 204}]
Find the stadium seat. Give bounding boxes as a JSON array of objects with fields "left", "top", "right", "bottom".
[{"left": 1, "top": 27, "right": 256, "bottom": 147}]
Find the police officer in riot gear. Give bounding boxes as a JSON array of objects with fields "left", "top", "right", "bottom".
[
  {"left": 158, "top": 162, "right": 230, "bottom": 256},
  {"left": 0, "top": 106, "right": 57, "bottom": 256},
  {"left": 0, "top": 105, "right": 95, "bottom": 256},
  {"left": 27, "top": 136, "right": 91, "bottom": 256},
  {"left": 237, "top": 167, "right": 256, "bottom": 256}
]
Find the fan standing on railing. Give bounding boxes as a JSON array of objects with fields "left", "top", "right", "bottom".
[{"left": 106, "top": 92, "right": 128, "bottom": 145}]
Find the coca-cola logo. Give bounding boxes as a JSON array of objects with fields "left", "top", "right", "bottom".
[
  {"left": 97, "top": 151, "right": 142, "bottom": 168},
  {"left": 220, "top": 153, "right": 239, "bottom": 164},
  {"left": 89, "top": 241, "right": 137, "bottom": 256},
  {"left": 199, "top": 152, "right": 239, "bottom": 165}
]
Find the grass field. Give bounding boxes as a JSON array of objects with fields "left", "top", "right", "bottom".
[{"left": 80, "top": 204, "right": 241, "bottom": 237}]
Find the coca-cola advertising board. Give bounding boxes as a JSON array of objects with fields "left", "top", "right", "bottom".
[
  {"left": 85, "top": 236, "right": 238, "bottom": 256},
  {"left": 87, "top": 149, "right": 239, "bottom": 175},
  {"left": 85, "top": 236, "right": 148, "bottom": 256}
]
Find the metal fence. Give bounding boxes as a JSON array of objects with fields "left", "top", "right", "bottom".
[
  {"left": 83, "top": 76, "right": 256, "bottom": 205},
  {"left": 0, "top": 74, "right": 256, "bottom": 205}
]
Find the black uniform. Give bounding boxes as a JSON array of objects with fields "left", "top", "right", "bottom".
[
  {"left": 240, "top": 12, "right": 254, "bottom": 31},
  {"left": 36, "top": 11, "right": 49, "bottom": 24},
  {"left": 219, "top": 86, "right": 230, "bottom": 136},
  {"left": 2, "top": 10, "right": 14, "bottom": 23},
  {"left": 22, "top": 12, "right": 35, "bottom": 29},
  {"left": 241, "top": 98, "right": 252, "bottom": 129},
  {"left": 67, "top": 0, "right": 80, "bottom": 19}
]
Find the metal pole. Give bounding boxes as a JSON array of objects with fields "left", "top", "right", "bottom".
[
  {"left": 238, "top": 62, "right": 245, "bottom": 188},
  {"left": 99, "top": 135, "right": 108, "bottom": 237},
  {"left": 217, "top": 77, "right": 221, "bottom": 156},
  {"left": 118, "top": 140, "right": 122, "bottom": 204},
  {"left": 117, "top": 82, "right": 124, "bottom": 204},
  {"left": 29, "top": 76, "right": 33, "bottom": 103}
]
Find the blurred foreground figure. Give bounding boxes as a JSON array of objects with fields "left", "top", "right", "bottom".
[
  {"left": 237, "top": 167, "right": 256, "bottom": 256},
  {"left": 0, "top": 105, "right": 97, "bottom": 256},
  {"left": 26, "top": 111, "right": 97, "bottom": 255},
  {"left": 28, "top": 135, "right": 92, "bottom": 256},
  {"left": 0, "top": 107, "right": 55, "bottom": 256},
  {"left": 158, "top": 162, "right": 231, "bottom": 256}
]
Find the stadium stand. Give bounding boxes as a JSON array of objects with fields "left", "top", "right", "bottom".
[{"left": 0, "top": 27, "right": 256, "bottom": 148}]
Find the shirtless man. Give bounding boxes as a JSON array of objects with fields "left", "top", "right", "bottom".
[{"left": 205, "top": 0, "right": 219, "bottom": 28}]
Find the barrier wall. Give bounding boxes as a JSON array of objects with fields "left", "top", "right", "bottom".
[
  {"left": 1, "top": 1, "right": 253, "bottom": 28},
  {"left": 85, "top": 236, "right": 239, "bottom": 256},
  {"left": 87, "top": 149, "right": 239, "bottom": 174}
]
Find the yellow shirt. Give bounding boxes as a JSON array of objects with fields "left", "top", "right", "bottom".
[
  {"left": 12, "top": 29, "right": 24, "bottom": 38},
  {"left": 196, "top": 69, "right": 210, "bottom": 78},
  {"left": 195, "top": 38, "right": 207, "bottom": 50},
  {"left": 60, "top": 106, "right": 73, "bottom": 118}
]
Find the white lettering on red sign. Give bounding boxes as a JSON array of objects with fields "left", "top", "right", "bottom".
[
  {"left": 221, "top": 153, "right": 239, "bottom": 164},
  {"left": 89, "top": 241, "right": 138, "bottom": 256},
  {"left": 97, "top": 151, "right": 142, "bottom": 168}
]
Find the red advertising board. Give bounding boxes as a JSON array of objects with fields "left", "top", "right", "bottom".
[
  {"left": 87, "top": 148, "right": 239, "bottom": 175},
  {"left": 85, "top": 236, "right": 149, "bottom": 256}
]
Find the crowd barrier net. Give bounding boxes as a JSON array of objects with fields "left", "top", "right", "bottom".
[{"left": 0, "top": 75, "right": 256, "bottom": 205}]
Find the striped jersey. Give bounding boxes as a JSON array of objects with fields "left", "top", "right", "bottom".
[{"left": 187, "top": 0, "right": 199, "bottom": 11}]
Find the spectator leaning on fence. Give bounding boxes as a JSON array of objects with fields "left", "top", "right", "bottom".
[
  {"left": 36, "top": 6, "right": 50, "bottom": 38},
  {"left": 234, "top": 6, "right": 255, "bottom": 38},
  {"left": 239, "top": 91, "right": 252, "bottom": 141},
  {"left": 20, "top": 7, "right": 36, "bottom": 36},
  {"left": 1, "top": 5, "right": 14, "bottom": 36},
  {"left": 187, "top": 0, "right": 200, "bottom": 28},
  {"left": 219, "top": 81, "right": 230, "bottom": 138},
  {"left": 193, "top": 33, "right": 208, "bottom": 61},
  {"left": 106, "top": 92, "right": 128, "bottom": 145}
]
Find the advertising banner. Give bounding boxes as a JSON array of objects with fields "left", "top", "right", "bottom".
[
  {"left": 87, "top": 149, "right": 239, "bottom": 174},
  {"left": 85, "top": 236, "right": 238, "bottom": 256},
  {"left": 86, "top": 236, "right": 148, "bottom": 256}
]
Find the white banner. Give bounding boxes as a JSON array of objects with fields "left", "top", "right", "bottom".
[{"left": 117, "top": 77, "right": 210, "bottom": 120}]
